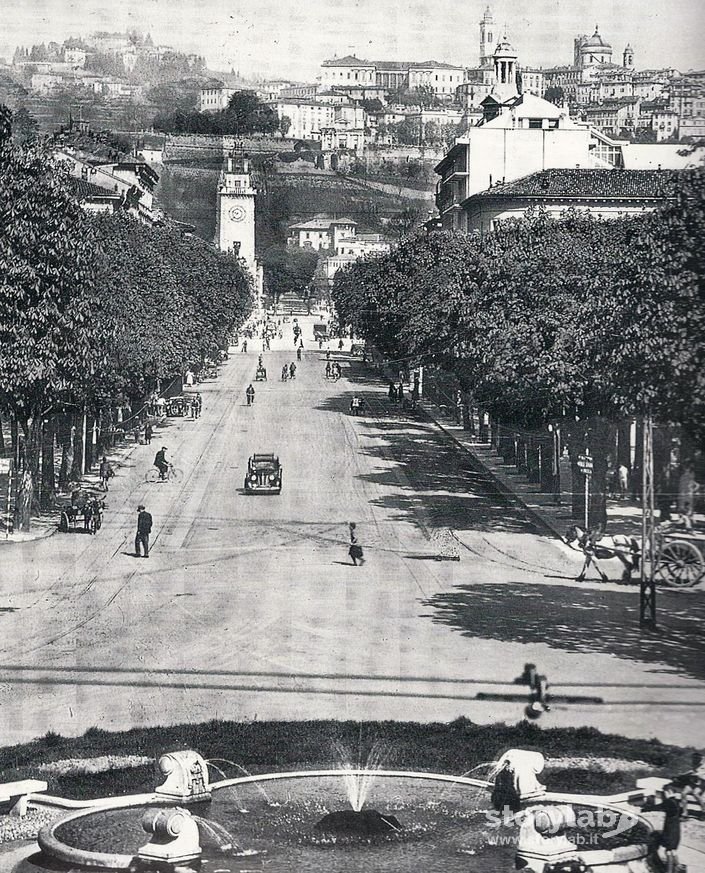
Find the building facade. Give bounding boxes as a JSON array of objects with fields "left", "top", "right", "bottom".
[
  {"left": 320, "top": 56, "right": 464, "bottom": 99},
  {"left": 462, "top": 168, "right": 679, "bottom": 235}
]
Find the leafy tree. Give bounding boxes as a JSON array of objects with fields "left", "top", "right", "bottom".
[
  {"left": 544, "top": 85, "right": 565, "bottom": 105},
  {"left": 0, "top": 107, "right": 98, "bottom": 528},
  {"left": 146, "top": 79, "right": 202, "bottom": 115},
  {"left": 90, "top": 213, "right": 252, "bottom": 403},
  {"left": 11, "top": 107, "right": 38, "bottom": 144},
  {"left": 279, "top": 115, "right": 291, "bottom": 138},
  {"left": 261, "top": 245, "right": 318, "bottom": 302}
]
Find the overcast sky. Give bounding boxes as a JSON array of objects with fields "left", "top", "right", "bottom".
[{"left": 3, "top": 0, "right": 704, "bottom": 80}]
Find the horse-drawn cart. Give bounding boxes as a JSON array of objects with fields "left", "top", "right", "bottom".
[
  {"left": 566, "top": 521, "right": 704, "bottom": 587},
  {"left": 255, "top": 365, "right": 267, "bottom": 381},
  {"left": 650, "top": 525, "right": 704, "bottom": 587},
  {"left": 58, "top": 496, "right": 104, "bottom": 535}
]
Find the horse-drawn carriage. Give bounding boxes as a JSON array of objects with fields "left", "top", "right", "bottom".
[
  {"left": 565, "top": 521, "right": 704, "bottom": 587},
  {"left": 59, "top": 495, "right": 104, "bottom": 535},
  {"left": 255, "top": 365, "right": 267, "bottom": 381}
]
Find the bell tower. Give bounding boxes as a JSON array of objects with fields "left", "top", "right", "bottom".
[
  {"left": 216, "top": 146, "right": 257, "bottom": 271},
  {"left": 479, "top": 6, "right": 496, "bottom": 68},
  {"left": 623, "top": 43, "right": 634, "bottom": 69},
  {"left": 492, "top": 35, "right": 518, "bottom": 103}
]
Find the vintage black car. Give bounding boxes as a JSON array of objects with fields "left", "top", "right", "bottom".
[{"left": 244, "top": 453, "right": 282, "bottom": 494}]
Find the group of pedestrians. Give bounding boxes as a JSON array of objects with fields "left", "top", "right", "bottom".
[
  {"left": 326, "top": 361, "right": 341, "bottom": 380},
  {"left": 388, "top": 380, "right": 405, "bottom": 403},
  {"left": 280, "top": 361, "right": 297, "bottom": 381}
]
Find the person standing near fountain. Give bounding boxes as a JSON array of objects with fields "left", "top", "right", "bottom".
[
  {"left": 659, "top": 783, "right": 681, "bottom": 873},
  {"left": 349, "top": 522, "right": 365, "bottom": 566}
]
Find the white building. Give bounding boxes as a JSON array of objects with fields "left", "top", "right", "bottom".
[
  {"left": 275, "top": 99, "right": 336, "bottom": 140},
  {"left": 199, "top": 80, "right": 238, "bottom": 113},
  {"left": 287, "top": 217, "right": 358, "bottom": 251},
  {"left": 319, "top": 55, "right": 464, "bottom": 100},
  {"left": 436, "top": 40, "right": 596, "bottom": 232}
]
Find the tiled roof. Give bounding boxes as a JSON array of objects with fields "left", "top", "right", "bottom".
[
  {"left": 473, "top": 169, "right": 683, "bottom": 201},
  {"left": 322, "top": 55, "right": 375, "bottom": 67},
  {"left": 321, "top": 55, "right": 462, "bottom": 71},
  {"left": 68, "top": 177, "right": 121, "bottom": 200}
]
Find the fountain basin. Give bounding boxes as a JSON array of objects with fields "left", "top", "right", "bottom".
[{"left": 22, "top": 771, "right": 654, "bottom": 873}]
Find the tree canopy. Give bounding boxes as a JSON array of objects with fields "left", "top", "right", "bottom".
[
  {"left": 333, "top": 172, "right": 705, "bottom": 443},
  {"left": 154, "top": 90, "right": 281, "bottom": 136}
]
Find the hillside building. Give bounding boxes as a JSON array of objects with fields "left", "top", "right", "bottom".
[{"left": 320, "top": 56, "right": 464, "bottom": 100}]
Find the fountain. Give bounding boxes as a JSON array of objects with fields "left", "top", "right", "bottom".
[
  {"left": 155, "top": 751, "right": 211, "bottom": 804},
  {"left": 16, "top": 748, "right": 655, "bottom": 873},
  {"left": 136, "top": 808, "right": 201, "bottom": 867}
]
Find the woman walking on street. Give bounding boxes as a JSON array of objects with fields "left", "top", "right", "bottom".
[{"left": 348, "top": 522, "right": 365, "bottom": 566}]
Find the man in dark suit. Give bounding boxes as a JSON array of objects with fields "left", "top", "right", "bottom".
[{"left": 135, "top": 504, "right": 152, "bottom": 558}]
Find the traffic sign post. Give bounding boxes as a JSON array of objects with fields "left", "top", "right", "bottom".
[{"left": 577, "top": 452, "right": 593, "bottom": 530}]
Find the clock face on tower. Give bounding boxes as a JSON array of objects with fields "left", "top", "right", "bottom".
[{"left": 228, "top": 205, "right": 246, "bottom": 222}]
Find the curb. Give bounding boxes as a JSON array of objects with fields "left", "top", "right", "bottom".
[
  {"left": 0, "top": 519, "right": 58, "bottom": 546},
  {"left": 419, "top": 404, "right": 564, "bottom": 542}
]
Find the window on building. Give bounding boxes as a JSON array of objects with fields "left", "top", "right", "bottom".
[{"left": 528, "top": 118, "right": 543, "bottom": 129}]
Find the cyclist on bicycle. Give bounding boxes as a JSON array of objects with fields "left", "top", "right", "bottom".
[{"left": 154, "top": 446, "right": 169, "bottom": 480}]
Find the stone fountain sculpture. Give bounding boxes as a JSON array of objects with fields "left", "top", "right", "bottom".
[
  {"left": 155, "top": 751, "right": 211, "bottom": 804},
  {"left": 515, "top": 804, "right": 579, "bottom": 873},
  {"left": 494, "top": 749, "right": 546, "bottom": 802},
  {"left": 137, "top": 808, "right": 201, "bottom": 867}
]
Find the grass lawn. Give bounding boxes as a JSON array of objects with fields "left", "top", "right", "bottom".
[{"left": 0, "top": 718, "right": 693, "bottom": 801}]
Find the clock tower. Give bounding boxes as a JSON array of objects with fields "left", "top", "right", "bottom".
[{"left": 216, "top": 148, "right": 257, "bottom": 272}]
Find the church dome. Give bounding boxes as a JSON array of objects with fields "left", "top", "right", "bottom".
[
  {"left": 583, "top": 26, "right": 611, "bottom": 49},
  {"left": 494, "top": 37, "right": 517, "bottom": 58}
]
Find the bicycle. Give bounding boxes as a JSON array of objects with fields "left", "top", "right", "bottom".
[{"left": 145, "top": 463, "right": 183, "bottom": 484}]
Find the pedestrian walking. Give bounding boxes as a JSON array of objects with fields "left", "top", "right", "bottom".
[
  {"left": 246, "top": 384, "right": 255, "bottom": 406},
  {"left": 388, "top": 381, "right": 397, "bottom": 403},
  {"left": 659, "top": 783, "right": 681, "bottom": 873},
  {"left": 281, "top": 365, "right": 289, "bottom": 381},
  {"left": 338, "top": 338, "right": 344, "bottom": 351},
  {"left": 325, "top": 361, "right": 331, "bottom": 379},
  {"left": 348, "top": 522, "right": 364, "bottom": 566},
  {"left": 135, "top": 504, "right": 152, "bottom": 558},
  {"left": 185, "top": 369, "right": 194, "bottom": 388},
  {"left": 397, "top": 381, "right": 404, "bottom": 403},
  {"left": 144, "top": 423, "right": 153, "bottom": 445},
  {"left": 195, "top": 393, "right": 202, "bottom": 418},
  {"left": 190, "top": 398, "right": 197, "bottom": 419},
  {"left": 241, "top": 339, "right": 248, "bottom": 353},
  {"left": 289, "top": 362, "right": 296, "bottom": 379},
  {"left": 297, "top": 346, "right": 302, "bottom": 361},
  {"left": 99, "top": 456, "right": 114, "bottom": 491}
]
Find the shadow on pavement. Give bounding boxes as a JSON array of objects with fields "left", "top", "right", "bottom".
[
  {"left": 311, "top": 361, "right": 537, "bottom": 536},
  {"left": 422, "top": 582, "right": 705, "bottom": 680}
]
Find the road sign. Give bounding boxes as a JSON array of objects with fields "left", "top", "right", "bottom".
[{"left": 577, "top": 453, "right": 593, "bottom": 474}]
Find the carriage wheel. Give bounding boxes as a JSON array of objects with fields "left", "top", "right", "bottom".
[{"left": 655, "top": 541, "right": 704, "bottom": 587}]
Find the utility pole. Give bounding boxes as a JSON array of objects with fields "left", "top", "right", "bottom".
[{"left": 640, "top": 415, "right": 657, "bottom": 628}]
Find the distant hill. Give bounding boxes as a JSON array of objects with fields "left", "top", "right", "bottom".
[{"left": 155, "top": 156, "right": 427, "bottom": 249}]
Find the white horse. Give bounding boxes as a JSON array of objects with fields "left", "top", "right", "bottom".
[{"left": 564, "top": 525, "right": 640, "bottom": 583}]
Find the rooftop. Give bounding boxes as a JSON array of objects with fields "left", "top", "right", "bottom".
[
  {"left": 321, "top": 55, "right": 462, "bottom": 71},
  {"left": 68, "top": 177, "right": 121, "bottom": 201},
  {"left": 473, "top": 168, "right": 685, "bottom": 200}
]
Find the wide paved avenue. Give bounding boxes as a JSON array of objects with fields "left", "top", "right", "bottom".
[{"left": 1, "top": 318, "right": 703, "bottom": 745}]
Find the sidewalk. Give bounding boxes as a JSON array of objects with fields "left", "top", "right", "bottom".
[
  {"left": 418, "top": 399, "right": 705, "bottom": 543},
  {"left": 1, "top": 415, "right": 172, "bottom": 546}
]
